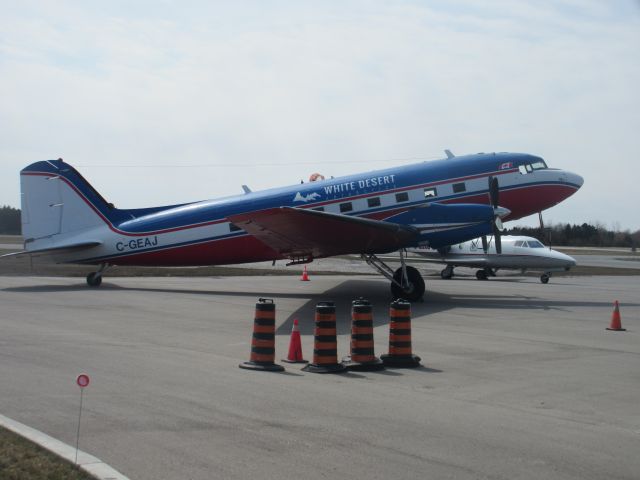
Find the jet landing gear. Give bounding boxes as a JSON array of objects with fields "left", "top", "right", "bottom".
[
  {"left": 540, "top": 272, "right": 551, "bottom": 284},
  {"left": 440, "top": 265, "right": 454, "bottom": 279},
  {"left": 361, "top": 250, "right": 425, "bottom": 302},
  {"left": 475, "top": 268, "right": 496, "bottom": 281},
  {"left": 86, "top": 263, "right": 109, "bottom": 287}
]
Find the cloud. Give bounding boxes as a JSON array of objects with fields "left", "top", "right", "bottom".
[{"left": 1, "top": 1, "right": 639, "bottom": 229}]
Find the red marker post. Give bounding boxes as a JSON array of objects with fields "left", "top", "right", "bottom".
[{"left": 75, "top": 374, "right": 90, "bottom": 464}]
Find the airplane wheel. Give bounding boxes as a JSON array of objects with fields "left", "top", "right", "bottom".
[
  {"left": 391, "top": 266, "right": 425, "bottom": 302},
  {"left": 540, "top": 274, "right": 550, "bottom": 284},
  {"left": 476, "top": 269, "right": 488, "bottom": 281},
  {"left": 440, "top": 267, "right": 453, "bottom": 280},
  {"left": 86, "top": 272, "right": 102, "bottom": 287}
]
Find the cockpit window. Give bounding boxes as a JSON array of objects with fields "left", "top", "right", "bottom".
[
  {"left": 519, "top": 160, "right": 548, "bottom": 175},
  {"left": 530, "top": 161, "right": 547, "bottom": 170},
  {"left": 514, "top": 240, "right": 524, "bottom": 247},
  {"left": 527, "top": 240, "right": 545, "bottom": 248}
]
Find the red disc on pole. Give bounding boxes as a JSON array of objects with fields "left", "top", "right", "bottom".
[{"left": 76, "top": 374, "right": 90, "bottom": 388}]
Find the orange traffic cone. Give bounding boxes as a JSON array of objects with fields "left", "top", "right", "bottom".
[
  {"left": 606, "top": 300, "right": 626, "bottom": 331},
  {"left": 282, "top": 319, "right": 308, "bottom": 363},
  {"left": 300, "top": 265, "right": 310, "bottom": 281}
]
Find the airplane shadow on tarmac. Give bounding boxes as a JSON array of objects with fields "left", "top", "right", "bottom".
[{"left": 5, "top": 278, "right": 637, "bottom": 338}]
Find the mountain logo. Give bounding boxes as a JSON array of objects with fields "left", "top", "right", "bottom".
[{"left": 293, "top": 192, "right": 321, "bottom": 202}]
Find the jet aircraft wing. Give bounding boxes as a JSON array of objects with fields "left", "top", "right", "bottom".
[{"left": 228, "top": 207, "right": 418, "bottom": 260}]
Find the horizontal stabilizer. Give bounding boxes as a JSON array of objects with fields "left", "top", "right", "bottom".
[
  {"left": 0, "top": 240, "right": 102, "bottom": 259},
  {"left": 228, "top": 207, "right": 417, "bottom": 259}
]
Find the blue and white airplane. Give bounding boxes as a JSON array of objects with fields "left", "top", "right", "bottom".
[{"left": 4, "top": 151, "right": 583, "bottom": 300}]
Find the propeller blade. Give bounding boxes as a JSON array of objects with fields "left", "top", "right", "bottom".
[
  {"left": 494, "top": 231, "right": 502, "bottom": 254},
  {"left": 488, "top": 176, "right": 499, "bottom": 208},
  {"left": 481, "top": 235, "right": 488, "bottom": 253}
]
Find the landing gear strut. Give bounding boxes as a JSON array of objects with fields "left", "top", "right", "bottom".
[
  {"left": 440, "top": 265, "right": 454, "bottom": 279},
  {"left": 362, "top": 250, "right": 425, "bottom": 301},
  {"left": 86, "top": 263, "right": 109, "bottom": 287}
]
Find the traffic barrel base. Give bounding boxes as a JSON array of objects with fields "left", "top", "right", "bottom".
[
  {"left": 301, "top": 301, "right": 346, "bottom": 374},
  {"left": 239, "top": 361, "right": 285, "bottom": 372},
  {"left": 380, "top": 353, "right": 421, "bottom": 368},
  {"left": 239, "top": 298, "right": 285, "bottom": 372}
]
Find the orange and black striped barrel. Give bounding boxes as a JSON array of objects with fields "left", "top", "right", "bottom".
[
  {"left": 344, "top": 298, "right": 384, "bottom": 371},
  {"left": 239, "top": 298, "right": 284, "bottom": 372},
  {"left": 380, "top": 299, "right": 421, "bottom": 368},
  {"left": 302, "top": 302, "right": 346, "bottom": 373}
]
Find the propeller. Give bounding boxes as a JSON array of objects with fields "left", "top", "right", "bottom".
[{"left": 487, "top": 176, "right": 507, "bottom": 254}]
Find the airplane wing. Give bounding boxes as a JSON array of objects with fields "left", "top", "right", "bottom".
[
  {"left": 0, "top": 240, "right": 102, "bottom": 259},
  {"left": 228, "top": 207, "right": 418, "bottom": 259}
]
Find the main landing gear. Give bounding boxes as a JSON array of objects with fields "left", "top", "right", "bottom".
[
  {"left": 362, "top": 250, "right": 425, "bottom": 302},
  {"left": 540, "top": 272, "right": 551, "bottom": 284},
  {"left": 440, "top": 265, "right": 454, "bottom": 279},
  {"left": 475, "top": 268, "right": 496, "bottom": 281},
  {"left": 86, "top": 263, "right": 109, "bottom": 287}
]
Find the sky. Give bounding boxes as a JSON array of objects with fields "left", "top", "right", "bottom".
[{"left": 1, "top": 1, "right": 639, "bottom": 230}]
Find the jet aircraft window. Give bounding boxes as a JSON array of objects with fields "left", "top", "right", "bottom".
[
  {"left": 312, "top": 206, "right": 325, "bottom": 212},
  {"left": 528, "top": 240, "right": 545, "bottom": 248},
  {"left": 424, "top": 187, "right": 437, "bottom": 198},
  {"left": 367, "top": 197, "right": 381, "bottom": 208},
  {"left": 519, "top": 165, "right": 528, "bottom": 175},
  {"left": 514, "top": 240, "right": 524, "bottom": 247},
  {"left": 452, "top": 182, "right": 466, "bottom": 193},
  {"left": 395, "top": 192, "right": 409, "bottom": 203},
  {"left": 340, "top": 202, "right": 353, "bottom": 213}
]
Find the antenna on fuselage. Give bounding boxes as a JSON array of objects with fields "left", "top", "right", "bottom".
[
  {"left": 242, "top": 185, "right": 252, "bottom": 194},
  {"left": 444, "top": 149, "right": 455, "bottom": 159}
]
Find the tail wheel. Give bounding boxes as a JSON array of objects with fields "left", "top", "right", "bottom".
[{"left": 391, "top": 266, "right": 425, "bottom": 301}]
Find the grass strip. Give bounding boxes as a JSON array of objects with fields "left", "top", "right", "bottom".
[{"left": 0, "top": 426, "right": 94, "bottom": 480}]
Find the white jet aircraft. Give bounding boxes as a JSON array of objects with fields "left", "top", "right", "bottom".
[{"left": 415, "top": 235, "right": 576, "bottom": 283}]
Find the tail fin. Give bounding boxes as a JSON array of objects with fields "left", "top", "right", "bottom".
[{"left": 20, "top": 159, "right": 123, "bottom": 245}]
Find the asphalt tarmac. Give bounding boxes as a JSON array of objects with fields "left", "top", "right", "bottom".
[{"left": 1, "top": 274, "right": 639, "bottom": 480}]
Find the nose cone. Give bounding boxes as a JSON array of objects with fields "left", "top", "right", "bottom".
[
  {"left": 558, "top": 251, "right": 577, "bottom": 269},
  {"left": 564, "top": 171, "right": 584, "bottom": 189}
]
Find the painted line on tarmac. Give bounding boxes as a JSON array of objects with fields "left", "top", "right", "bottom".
[{"left": 0, "top": 413, "right": 130, "bottom": 480}]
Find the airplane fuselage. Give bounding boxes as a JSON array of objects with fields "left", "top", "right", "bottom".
[{"left": 20, "top": 152, "right": 583, "bottom": 266}]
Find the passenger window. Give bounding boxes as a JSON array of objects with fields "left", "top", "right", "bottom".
[
  {"left": 452, "top": 182, "right": 466, "bottom": 193},
  {"left": 395, "top": 192, "right": 409, "bottom": 203},
  {"left": 367, "top": 197, "right": 381, "bottom": 208},
  {"left": 312, "top": 206, "right": 325, "bottom": 212},
  {"left": 340, "top": 202, "right": 353, "bottom": 213},
  {"left": 424, "top": 187, "right": 437, "bottom": 198}
]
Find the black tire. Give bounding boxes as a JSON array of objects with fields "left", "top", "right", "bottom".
[
  {"left": 391, "top": 266, "right": 425, "bottom": 301},
  {"left": 86, "top": 272, "right": 102, "bottom": 287},
  {"left": 440, "top": 267, "right": 453, "bottom": 280},
  {"left": 476, "top": 269, "right": 488, "bottom": 281},
  {"left": 540, "top": 274, "right": 550, "bottom": 284}
]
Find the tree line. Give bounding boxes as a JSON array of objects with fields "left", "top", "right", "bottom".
[
  {"left": 0, "top": 205, "right": 638, "bottom": 248},
  {"left": 506, "top": 223, "right": 639, "bottom": 249}
]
